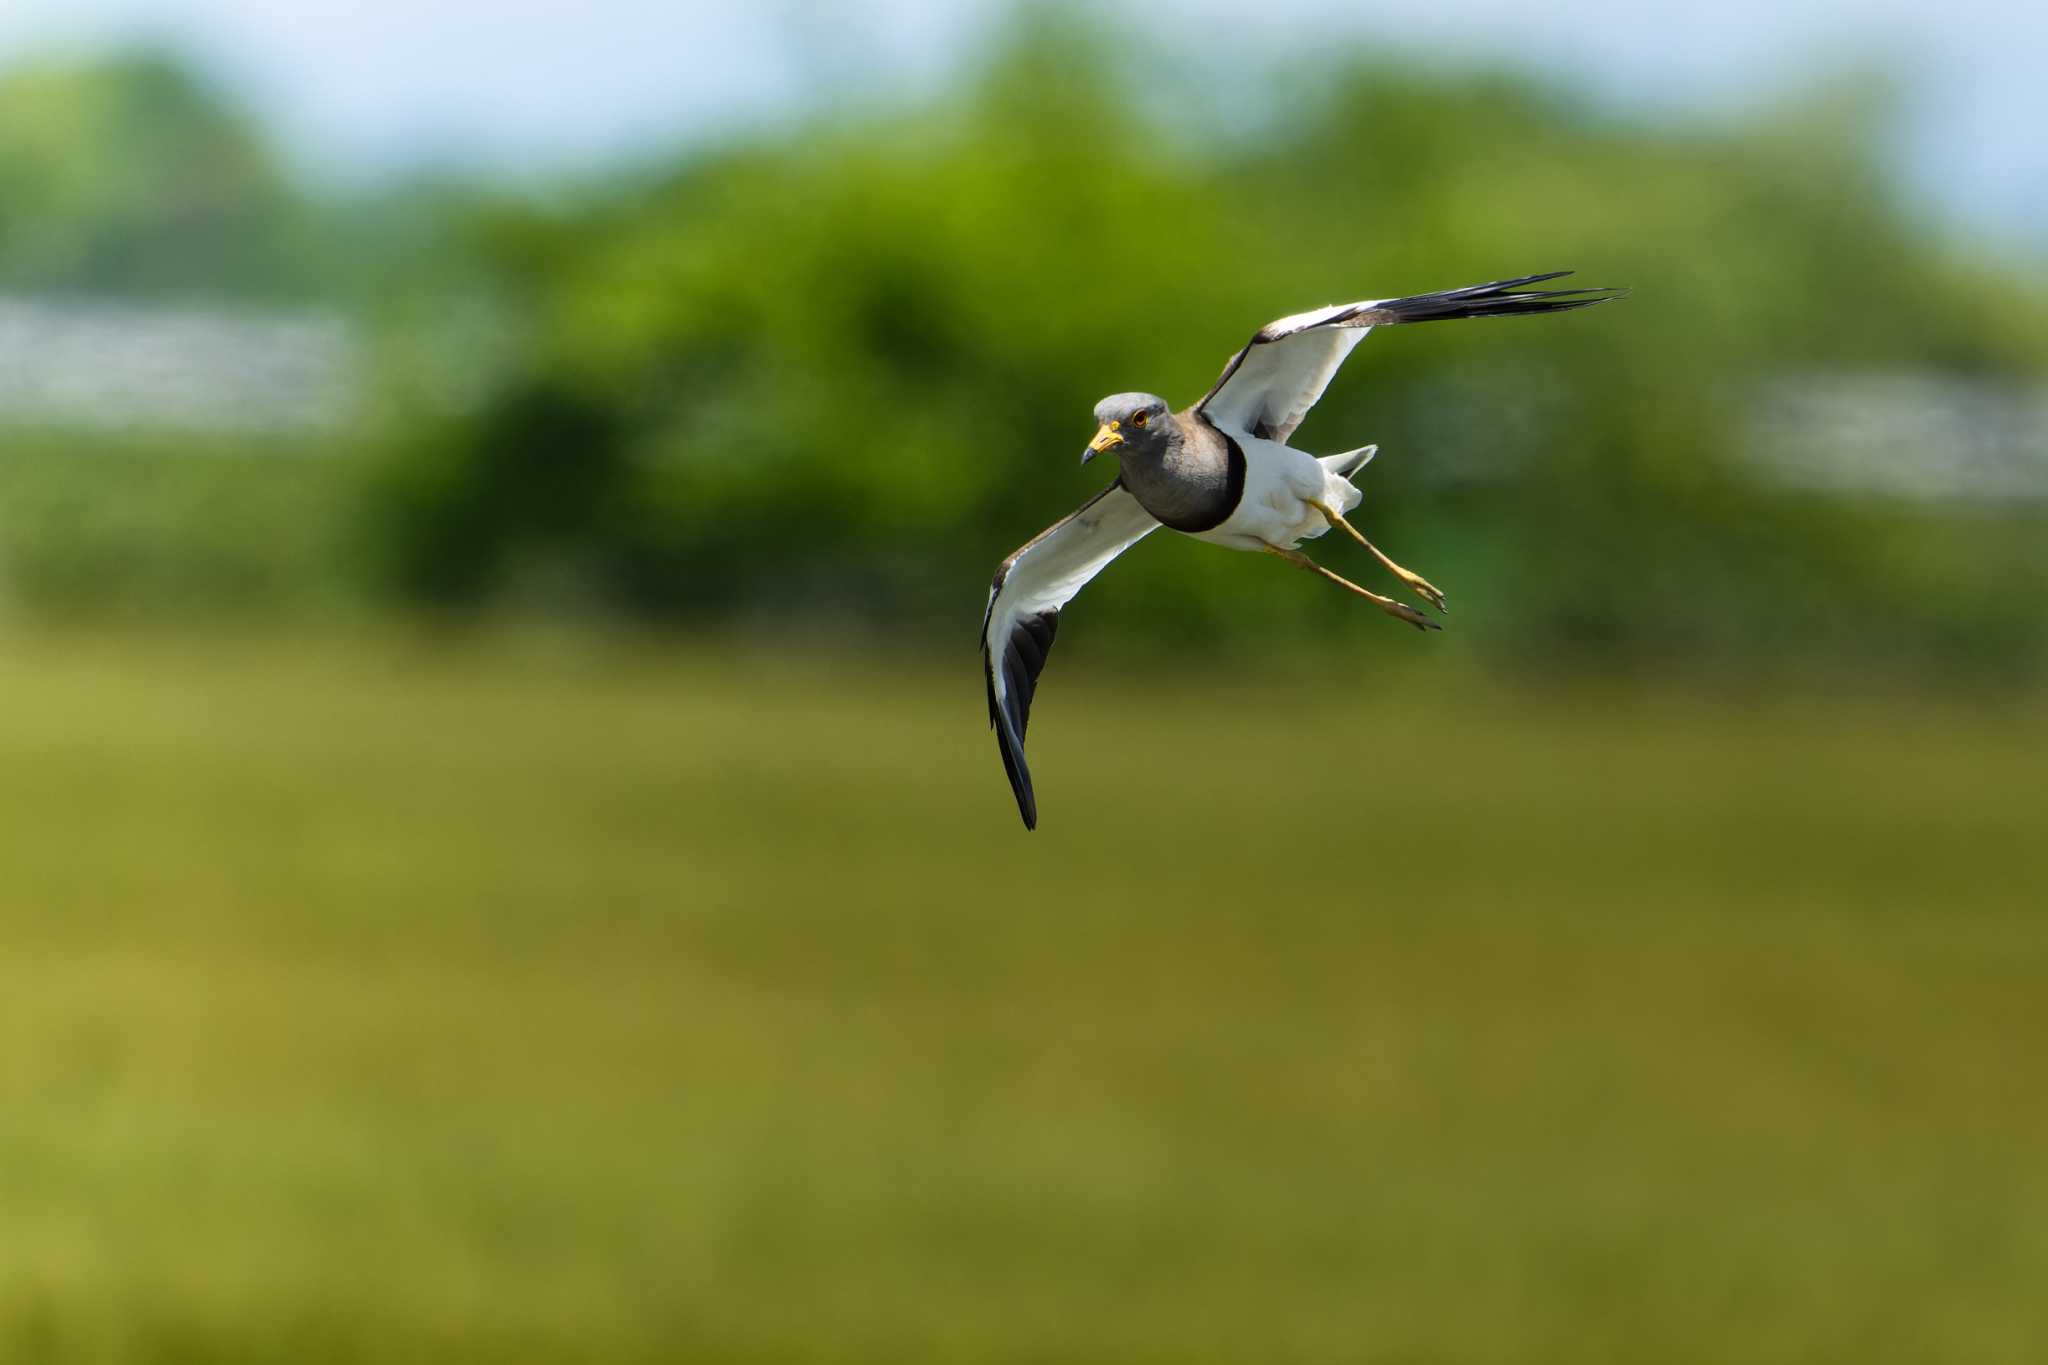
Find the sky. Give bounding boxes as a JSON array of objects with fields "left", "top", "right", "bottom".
[{"left": 0, "top": 0, "right": 2042, "bottom": 243}]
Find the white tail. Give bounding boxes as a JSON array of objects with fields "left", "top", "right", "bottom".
[{"left": 1319, "top": 444, "right": 1378, "bottom": 481}]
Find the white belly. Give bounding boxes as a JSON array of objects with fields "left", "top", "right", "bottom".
[{"left": 1188, "top": 431, "right": 1363, "bottom": 552}]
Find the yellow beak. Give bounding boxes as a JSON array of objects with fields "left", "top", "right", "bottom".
[{"left": 1082, "top": 421, "right": 1124, "bottom": 464}]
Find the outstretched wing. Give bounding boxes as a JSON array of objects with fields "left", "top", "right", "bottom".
[
  {"left": 1195, "top": 271, "right": 1624, "bottom": 445},
  {"left": 983, "top": 481, "right": 1159, "bottom": 830}
]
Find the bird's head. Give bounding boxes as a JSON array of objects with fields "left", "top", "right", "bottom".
[{"left": 1083, "top": 393, "right": 1171, "bottom": 466}]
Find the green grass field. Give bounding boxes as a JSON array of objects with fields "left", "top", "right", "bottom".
[{"left": 2, "top": 631, "right": 2043, "bottom": 1364}]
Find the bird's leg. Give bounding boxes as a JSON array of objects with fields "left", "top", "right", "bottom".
[
  {"left": 1260, "top": 544, "right": 1441, "bottom": 632},
  {"left": 1306, "top": 499, "right": 1447, "bottom": 614}
]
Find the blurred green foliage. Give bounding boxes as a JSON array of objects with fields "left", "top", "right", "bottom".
[
  {"left": 0, "top": 54, "right": 320, "bottom": 300},
  {"left": 2, "top": 15, "right": 2047, "bottom": 680},
  {"left": 359, "top": 12, "right": 2048, "bottom": 678}
]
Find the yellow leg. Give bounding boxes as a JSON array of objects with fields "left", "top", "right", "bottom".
[
  {"left": 1261, "top": 544, "right": 1441, "bottom": 632},
  {"left": 1306, "top": 499, "right": 1447, "bottom": 614}
]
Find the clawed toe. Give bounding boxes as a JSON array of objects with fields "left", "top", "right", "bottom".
[{"left": 1385, "top": 601, "right": 1443, "bottom": 632}]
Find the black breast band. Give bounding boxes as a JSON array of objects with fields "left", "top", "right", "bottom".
[{"left": 1154, "top": 424, "right": 1246, "bottom": 534}]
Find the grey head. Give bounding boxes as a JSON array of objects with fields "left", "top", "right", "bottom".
[
  {"left": 1080, "top": 390, "right": 1241, "bottom": 533},
  {"left": 1082, "top": 392, "right": 1172, "bottom": 466}
]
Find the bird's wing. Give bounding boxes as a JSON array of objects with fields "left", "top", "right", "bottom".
[
  {"left": 1195, "top": 272, "right": 1624, "bottom": 444},
  {"left": 983, "top": 481, "right": 1160, "bottom": 830}
]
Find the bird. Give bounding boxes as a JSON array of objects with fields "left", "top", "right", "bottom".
[{"left": 981, "top": 271, "right": 1625, "bottom": 830}]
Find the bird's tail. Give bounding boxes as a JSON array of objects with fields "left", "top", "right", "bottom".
[
  {"left": 1320, "top": 445, "right": 1377, "bottom": 481},
  {"left": 1366, "top": 272, "right": 1626, "bottom": 324}
]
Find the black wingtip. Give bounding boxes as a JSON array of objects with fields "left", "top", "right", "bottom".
[
  {"left": 1000, "top": 716, "right": 1039, "bottom": 830},
  {"left": 1367, "top": 272, "right": 1628, "bottom": 324},
  {"left": 1490, "top": 269, "right": 1575, "bottom": 289},
  {"left": 985, "top": 643, "right": 1040, "bottom": 831},
  {"left": 985, "top": 608, "right": 1059, "bottom": 832},
  {"left": 995, "top": 710, "right": 1038, "bottom": 830}
]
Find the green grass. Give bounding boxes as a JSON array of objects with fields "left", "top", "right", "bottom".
[{"left": 1, "top": 630, "right": 2043, "bottom": 1363}]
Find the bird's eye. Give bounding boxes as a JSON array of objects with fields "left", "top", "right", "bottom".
[{"left": 1130, "top": 411, "right": 1149, "bottom": 428}]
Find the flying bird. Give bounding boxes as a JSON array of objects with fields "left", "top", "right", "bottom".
[{"left": 981, "top": 271, "right": 1624, "bottom": 829}]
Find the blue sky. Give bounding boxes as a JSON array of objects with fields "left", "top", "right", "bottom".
[{"left": 1, "top": 0, "right": 2042, "bottom": 243}]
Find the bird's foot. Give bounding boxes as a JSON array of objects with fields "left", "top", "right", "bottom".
[
  {"left": 1381, "top": 597, "right": 1443, "bottom": 632},
  {"left": 1305, "top": 499, "right": 1447, "bottom": 615},
  {"left": 1393, "top": 566, "right": 1448, "bottom": 615},
  {"left": 1263, "top": 543, "right": 1443, "bottom": 633}
]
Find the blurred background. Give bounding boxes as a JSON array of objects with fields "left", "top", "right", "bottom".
[{"left": 2, "top": 2, "right": 2045, "bottom": 1361}]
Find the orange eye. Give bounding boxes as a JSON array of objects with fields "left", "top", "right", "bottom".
[{"left": 1131, "top": 411, "right": 1149, "bottom": 428}]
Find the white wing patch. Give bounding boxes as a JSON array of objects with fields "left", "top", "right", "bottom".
[
  {"left": 1196, "top": 273, "right": 1623, "bottom": 446},
  {"left": 1196, "top": 302, "right": 1380, "bottom": 445},
  {"left": 1203, "top": 324, "right": 1374, "bottom": 445}
]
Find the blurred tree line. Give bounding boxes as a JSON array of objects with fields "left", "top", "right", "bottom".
[
  {"left": 3, "top": 13, "right": 2047, "bottom": 678},
  {"left": 0, "top": 53, "right": 316, "bottom": 299}
]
